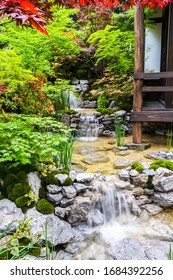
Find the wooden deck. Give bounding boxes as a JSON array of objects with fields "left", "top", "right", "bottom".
[{"left": 131, "top": 101, "right": 173, "bottom": 122}]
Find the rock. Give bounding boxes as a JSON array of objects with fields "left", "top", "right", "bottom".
[
  {"left": 118, "top": 170, "right": 130, "bottom": 182},
  {"left": 60, "top": 197, "right": 74, "bottom": 207},
  {"left": 153, "top": 175, "right": 173, "bottom": 192},
  {"left": 87, "top": 209, "right": 104, "bottom": 227},
  {"left": 26, "top": 208, "right": 75, "bottom": 246},
  {"left": 65, "top": 243, "right": 80, "bottom": 254},
  {"left": 66, "top": 196, "right": 92, "bottom": 225},
  {"left": 46, "top": 184, "right": 62, "bottom": 194},
  {"left": 54, "top": 206, "right": 66, "bottom": 219},
  {"left": 102, "top": 130, "right": 116, "bottom": 137},
  {"left": 0, "top": 199, "right": 24, "bottom": 233},
  {"left": 114, "top": 158, "right": 137, "bottom": 169},
  {"left": 62, "top": 186, "right": 77, "bottom": 198},
  {"left": 114, "top": 180, "right": 130, "bottom": 190},
  {"left": 82, "top": 153, "right": 109, "bottom": 165},
  {"left": 107, "top": 140, "right": 116, "bottom": 145},
  {"left": 109, "top": 101, "right": 117, "bottom": 108},
  {"left": 55, "top": 250, "right": 73, "bottom": 260},
  {"left": 73, "top": 183, "right": 88, "bottom": 194},
  {"left": 76, "top": 173, "right": 95, "bottom": 184},
  {"left": 153, "top": 192, "right": 173, "bottom": 207},
  {"left": 55, "top": 174, "right": 68, "bottom": 184},
  {"left": 131, "top": 174, "right": 148, "bottom": 188},
  {"left": 82, "top": 101, "right": 97, "bottom": 108},
  {"left": 129, "top": 169, "right": 139, "bottom": 177},
  {"left": 141, "top": 204, "right": 163, "bottom": 215},
  {"left": 132, "top": 187, "right": 144, "bottom": 196},
  {"left": 46, "top": 192, "right": 63, "bottom": 206},
  {"left": 108, "top": 238, "right": 171, "bottom": 260},
  {"left": 69, "top": 170, "right": 77, "bottom": 181},
  {"left": 27, "top": 171, "right": 41, "bottom": 199},
  {"left": 115, "top": 110, "right": 126, "bottom": 117},
  {"left": 136, "top": 195, "right": 152, "bottom": 206},
  {"left": 108, "top": 238, "right": 148, "bottom": 260}
]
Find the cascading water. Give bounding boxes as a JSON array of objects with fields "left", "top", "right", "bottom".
[
  {"left": 77, "top": 114, "right": 100, "bottom": 141},
  {"left": 69, "top": 92, "right": 80, "bottom": 109},
  {"left": 100, "top": 186, "right": 130, "bottom": 225}
]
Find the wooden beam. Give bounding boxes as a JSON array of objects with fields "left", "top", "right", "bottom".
[
  {"left": 131, "top": 111, "right": 173, "bottom": 122},
  {"left": 134, "top": 72, "right": 173, "bottom": 79},
  {"left": 133, "top": 3, "right": 144, "bottom": 144},
  {"left": 142, "top": 86, "right": 173, "bottom": 92}
]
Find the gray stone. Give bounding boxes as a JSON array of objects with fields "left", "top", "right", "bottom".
[
  {"left": 108, "top": 238, "right": 148, "bottom": 260},
  {"left": 107, "top": 140, "right": 116, "bottom": 145},
  {"left": 60, "top": 197, "right": 74, "bottom": 207},
  {"left": 131, "top": 174, "right": 148, "bottom": 188},
  {"left": 65, "top": 243, "right": 80, "bottom": 254},
  {"left": 69, "top": 170, "right": 77, "bottom": 181},
  {"left": 114, "top": 180, "right": 131, "bottom": 190},
  {"left": 141, "top": 204, "right": 163, "bottom": 215},
  {"left": 46, "top": 184, "right": 62, "bottom": 194},
  {"left": 109, "top": 238, "right": 172, "bottom": 260},
  {"left": 136, "top": 195, "right": 152, "bottom": 206},
  {"left": 118, "top": 170, "right": 130, "bottom": 181},
  {"left": 54, "top": 206, "right": 66, "bottom": 219},
  {"left": 27, "top": 171, "right": 41, "bottom": 199},
  {"left": 115, "top": 110, "right": 126, "bottom": 117},
  {"left": 66, "top": 196, "right": 92, "bottom": 225},
  {"left": 87, "top": 209, "right": 104, "bottom": 227},
  {"left": 76, "top": 173, "right": 94, "bottom": 184},
  {"left": 46, "top": 192, "right": 63, "bottom": 206},
  {"left": 0, "top": 199, "right": 24, "bottom": 233},
  {"left": 62, "top": 186, "right": 77, "bottom": 198},
  {"left": 114, "top": 158, "right": 137, "bottom": 169},
  {"left": 102, "top": 130, "right": 116, "bottom": 137},
  {"left": 73, "top": 183, "right": 88, "bottom": 193},
  {"left": 153, "top": 192, "right": 173, "bottom": 207},
  {"left": 130, "top": 169, "right": 139, "bottom": 177},
  {"left": 82, "top": 153, "right": 110, "bottom": 165},
  {"left": 55, "top": 250, "right": 73, "bottom": 260},
  {"left": 26, "top": 208, "right": 75, "bottom": 246},
  {"left": 132, "top": 187, "right": 144, "bottom": 196},
  {"left": 55, "top": 174, "right": 68, "bottom": 184},
  {"left": 153, "top": 175, "right": 173, "bottom": 192}
]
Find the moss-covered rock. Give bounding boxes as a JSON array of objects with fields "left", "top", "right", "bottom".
[
  {"left": 36, "top": 198, "right": 55, "bottom": 214},
  {"left": 131, "top": 162, "right": 144, "bottom": 173},
  {"left": 45, "top": 173, "right": 60, "bottom": 185},
  {"left": 39, "top": 185, "right": 46, "bottom": 199},
  {"left": 4, "top": 173, "right": 18, "bottom": 187},
  {"left": 63, "top": 177, "right": 73, "bottom": 186},
  {"left": 16, "top": 171, "right": 28, "bottom": 182},
  {"left": 150, "top": 159, "right": 173, "bottom": 171},
  {"left": 96, "top": 108, "right": 116, "bottom": 115},
  {"left": 15, "top": 196, "right": 30, "bottom": 208},
  {"left": 58, "top": 109, "right": 77, "bottom": 115},
  {"left": 13, "top": 183, "right": 31, "bottom": 197}
]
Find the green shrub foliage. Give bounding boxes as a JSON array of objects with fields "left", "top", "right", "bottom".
[
  {"left": 131, "top": 162, "right": 145, "bottom": 173},
  {"left": 150, "top": 159, "right": 173, "bottom": 171}
]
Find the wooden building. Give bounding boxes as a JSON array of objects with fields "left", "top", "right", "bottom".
[{"left": 131, "top": 3, "right": 173, "bottom": 144}]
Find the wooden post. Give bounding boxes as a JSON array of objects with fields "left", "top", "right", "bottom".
[{"left": 133, "top": 3, "right": 144, "bottom": 144}]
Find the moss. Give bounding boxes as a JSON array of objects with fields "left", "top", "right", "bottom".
[
  {"left": 16, "top": 171, "right": 28, "bottom": 182},
  {"left": 4, "top": 173, "right": 18, "bottom": 187},
  {"left": 0, "top": 164, "right": 7, "bottom": 179},
  {"left": 150, "top": 159, "right": 173, "bottom": 171},
  {"left": 0, "top": 193, "right": 4, "bottom": 200},
  {"left": 96, "top": 108, "right": 116, "bottom": 115},
  {"left": 15, "top": 196, "right": 30, "bottom": 208},
  {"left": 13, "top": 183, "right": 31, "bottom": 197},
  {"left": 147, "top": 176, "right": 153, "bottom": 189},
  {"left": 39, "top": 185, "right": 46, "bottom": 199},
  {"left": 5, "top": 184, "right": 14, "bottom": 195},
  {"left": 36, "top": 198, "right": 55, "bottom": 214},
  {"left": 58, "top": 109, "right": 77, "bottom": 115},
  {"left": 19, "top": 238, "right": 42, "bottom": 257},
  {"left": 45, "top": 173, "right": 60, "bottom": 185},
  {"left": 59, "top": 169, "right": 69, "bottom": 175},
  {"left": 0, "top": 250, "right": 10, "bottom": 260},
  {"left": 131, "top": 162, "right": 144, "bottom": 173},
  {"left": 63, "top": 177, "right": 73, "bottom": 186}
]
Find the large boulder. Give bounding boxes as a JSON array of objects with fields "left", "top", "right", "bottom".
[
  {"left": 27, "top": 171, "right": 41, "bottom": 199},
  {"left": 0, "top": 199, "right": 24, "bottom": 233},
  {"left": 153, "top": 192, "right": 173, "bottom": 207},
  {"left": 26, "top": 208, "right": 75, "bottom": 246}
]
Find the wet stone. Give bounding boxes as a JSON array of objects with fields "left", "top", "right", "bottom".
[
  {"left": 54, "top": 206, "right": 67, "bottom": 219},
  {"left": 141, "top": 204, "right": 163, "bottom": 215},
  {"left": 73, "top": 183, "right": 88, "bottom": 194},
  {"left": 46, "top": 192, "right": 63, "bottom": 206},
  {"left": 46, "top": 184, "right": 62, "bottom": 194},
  {"left": 62, "top": 186, "right": 77, "bottom": 198},
  {"left": 60, "top": 197, "right": 75, "bottom": 208}
]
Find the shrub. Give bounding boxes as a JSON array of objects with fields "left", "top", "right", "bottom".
[
  {"left": 36, "top": 199, "right": 55, "bottom": 214},
  {"left": 97, "top": 94, "right": 107, "bottom": 109}
]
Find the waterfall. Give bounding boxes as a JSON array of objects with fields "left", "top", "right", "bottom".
[
  {"left": 100, "top": 186, "right": 130, "bottom": 225},
  {"left": 69, "top": 92, "right": 80, "bottom": 109},
  {"left": 77, "top": 114, "right": 100, "bottom": 141}
]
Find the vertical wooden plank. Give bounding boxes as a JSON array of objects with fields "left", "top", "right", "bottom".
[{"left": 133, "top": 3, "right": 144, "bottom": 144}]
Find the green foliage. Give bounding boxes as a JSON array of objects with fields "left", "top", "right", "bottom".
[
  {"left": 36, "top": 199, "right": 55, "bottom": 215},
  {"left": 150, "top": 159, "right": 173, "bottom": 171},
  {"left": 0, "top": 218, "right": 41, "bottom": 260},
  {"left": 58, "top": 109, "right": 77, "bottom": 115},
  {"left": 91, "top": 71, "right": 133, "bottom": 112},
  {"left": 167, "top": 129, "right": 173, "bottom": 151},
  {"left": 45, "top": 173, "right": 60, "bottom": 185},
  {"left": 97, "top": 94, "right": 107, "bottom": 108},
  {"left": 115, "top": 117, "right": 126, "bottom": 147},
  {"left": 0, "top": 115, "right": 73, "bottom": 169},
  {"left": 58, "top": 137, "right": 74, "bottom": 171},
  {"left": 168, "top": 244, "right": 173, "bottom": 260},
  {"left": 88, "top": 25, "right": 134, "bottom": 75},
  {"left": 131, "top": 162, "right": 144, "bottom": 173},
  {"left": 147, "top": 176, "right": 153, "bottom": 189}
]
